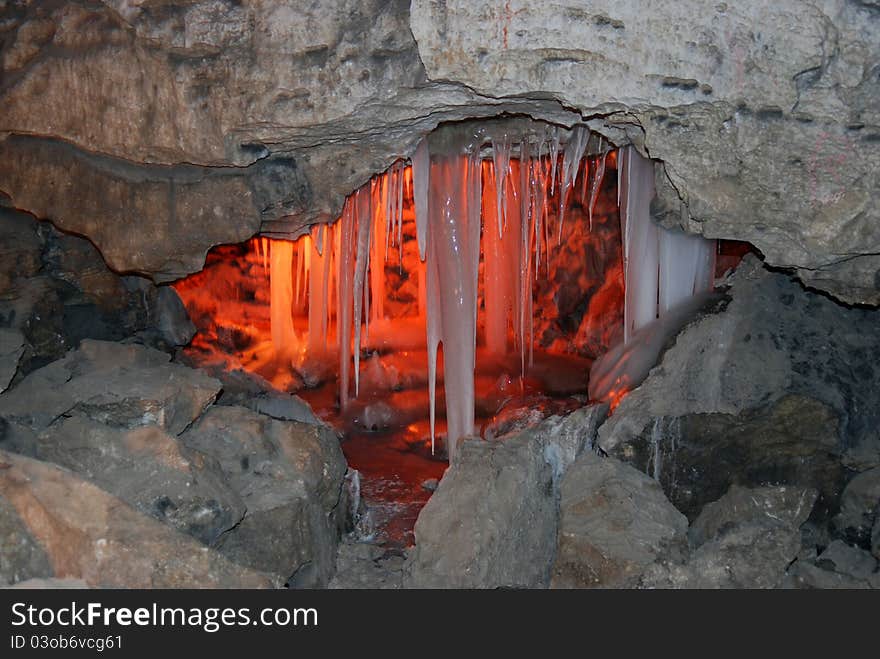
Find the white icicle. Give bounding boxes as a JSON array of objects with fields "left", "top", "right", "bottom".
[
  {"left": 352, "top": 187, "right": 372, "bottom": 397},
  {"left": 588, "top": 146, "right": 608, "bottom": 231},
  {"left": 412, "top": 138, "right": 430, "bottom": 262},
  {"left": 492, "top": 132, "right": 512, "bottom": 238},
  {"left": 557, "top": 125, "right": 588, "bottom": 242}
]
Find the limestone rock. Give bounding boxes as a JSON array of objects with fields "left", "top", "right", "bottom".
[
  {"left": 0, "top": 449, "right": 273, "bottom": 588},
  {"left": 28, "top": 416, "right": 245, "bottom": 546},
  {"left": 0, "top": 339, "right": 221, "bottom": 435},
  {"left": 551, "top": 452, "right": 688, "bottom": 588},
  {"left": 405, "top": 404, "right": 607, "bottom": 588},
  {"left": 0, "top": 329, "right": 24, "bottom": 394},
  {"left": 598, "top": 260, "right": 879, "bottom": 519},
  {"left": 180, "top": 405, "right": 348, "bottom": 586},
  {"left": 643, "top": 485, "right": 816, "bottom": 589},
  {"left": 834, "top": 467, "right": 880, "bottom": 548},
  {"left": 689, "top": 484, "right": 818, "bottom": 547},
  {"left": 785, "top": 540, "right": 879, "bottom": 589}
]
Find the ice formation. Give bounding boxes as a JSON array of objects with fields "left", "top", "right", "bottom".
[{"left": 221, "top": 124, "right": 717, "bottom": 463}]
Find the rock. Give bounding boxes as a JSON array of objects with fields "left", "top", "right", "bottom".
[
  {"left": 5, "top": 578, "right": 89, "bottom": 589},
  {"left": 27, "top": 416, "right": 245, "bottom": 546},
  {"left": 0, "top": 329, "right": 24, "bottom": 393},
  {"left": 0, "top": 339, "right": 221, "bottom": 435},
  {"left": 644, "top": 522, "right": 802, "bottom": 589},
  {"left": 551, "top": 452, "right": 688, "bottom": 588},
  {"left": 815, "top": 540, "right": 877, "bottom": 581},
  {"left": 785, "top": 540, "right": 879, "bottom": 589},
  {"left": 0, "top": 449, "right": 274, "bottom": 588},
  {"left": 405, "top": 404, "right": 607, "bottom": 588},
  {"left": 689, "top": 485, "right": 817, "bottom": 547},
  {"left": 180, "top": 406, "right": 348, "bottom": 586},
  {"left": 872, "top": 508, "right": 880, "bottom": 561},
  {"left": 0, "top": 494, "right": 53, "bottom": 586},
  {"left": 599, "top": 260, "right": 879, "bottom": 519},
  {"left": 642, "top": 485, "right": 816, "bottom": 589},
  {"left": 328, "top": 541, "right": 405, "bottom": 589},
  {"left": 833, "top": 467, "right": 880, "bottom": 548},
  {"left": 421, "top": 479, "right": 438, "bottom": 492},
  {"left": 248, "top": 393, "right": 321, "bottom": 426}
]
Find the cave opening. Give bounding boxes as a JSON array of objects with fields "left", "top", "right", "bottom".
[{"left": 172, "top": 118, "right": 748, "bottom": 546}]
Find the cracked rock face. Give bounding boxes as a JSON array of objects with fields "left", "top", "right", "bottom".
[{"left": 1, "top": 1, "right": 879, "bottom": 303}]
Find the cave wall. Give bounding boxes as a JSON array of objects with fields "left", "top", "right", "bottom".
[{"left": 0, "top": 1, "right": 878, "bottom": 303}]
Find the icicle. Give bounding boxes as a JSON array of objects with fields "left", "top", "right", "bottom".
[
  {"left": 395, "top": 162, "right": 405, "bottom": 264},
  {"left": 557, "top": 125, "right": 588, "bottom": 243},
  {"left": 308, "top": 226, "right": 327, "bottom": 355},
  {"left": 269, "top": 239, "right": 298, "bottom": 359},
  {"left": 424, "top": 128, "right": 481, "bottom": 462},
  {"left": 549, "top": 125, "right": 560, "bottom": 195},
  {"left": 260, "top": 236, "right": 270, "bottom": 274},
  {"left": 491, "top": 132, "right": 512, "bottom": 237},
  {"left": 370, "top": 179, "right": 386, "bottom": 323},
  {"left": 352, "top": 188, "right": 372, "bottom": 398},
  {"left": 412, "top": 138, "right": 430, "bottom": 261},
  {"left": 620, "top": 146, "right": 660, "bottom": 343},
  {"left": 659, "top": 229, "right": 717, "bottom": 315},
  {"left": 588, "top": 146, "right": 608, "bottom": 231},
  {"left": 337, "top": 200, "right": 356, "bottom": 409}
]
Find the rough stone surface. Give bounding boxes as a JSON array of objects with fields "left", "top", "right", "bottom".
[
  {"left": 0, "top": 208, "right": 198, "bottom": 369},
  {"left": 0, "top": 449, "right": 273, "bottom": 588},
  {"left": 598, "top": 258, "right": 880, "bottom": 519},
  {"left": 551, "top": 452, "right": 688, "bottom": 588},
  {"left": 689, "top": 485, "right": 818, "bottom": 547},
  {"left": 785, "top": 539, "right": 879, "bottom": 589},
  {"left": 180, "top": 405, "right": 348, "bottom": 586},
  {"left": 24, "top": 416, "right": 245, "bottom": 546},
  {"left": 404, "top": 404, "right": 607, "bottom": 588},
  {"left": 834, "top": 467, "right": 880, "bottom": 548},
  {"left": 0, "top": 329, "right": 24, "bottom": 393},
  {"left": 642, "top": 485, "right": 817, "bottom": 589},
  {"left": 2, "top": 2, "right": 876, "bottom": 301},
  {"left": 328, "top": 541, "right": 405, "bottom": 589},
  {"left": 0, "top": 339, "right": 221, "bottom": 435}
]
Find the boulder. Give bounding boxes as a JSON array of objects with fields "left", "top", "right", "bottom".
[
  {"left": 833, "top": 467, "right": 880, "bottom": 548},
  {"left": 0, "top": 339, "right": 220, "bottom": 435},
  {"left": 598, "top": 260, "right": 879, "bottom": 519},
  {"left": 551, "top": 452, "right": 688, "bottom": 588},
  {"left": 26, "top": 416, "right": 244, "bottom": 546},
  {"left": 689, "top": 484, "right": 817, "bottom": 547},
  {"left": 785, "top": 540, "right": 879, "bottom": 589},
  {"left": 642, "top": 485, "right": 817, "bottom": 589},
  {"left": 405, "top": 405, "right": 607, "bottom": 588},
  {"left": 180, "top": 406, "right": 348, "bottom": 586},
  {"left": 0, "top": 449, "right": 273, "bottom": 588}
]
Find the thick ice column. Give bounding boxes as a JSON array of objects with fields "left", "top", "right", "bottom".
[
  {"left": 269, "top": 239, "right": 298, "bottom": 359},
  {"left": 482, "top": 164, "right": 515, "bottom": 355},
  {"left": 658, "top": 229, "right": 717, "bottom": 316},
  {"left": 370, "top": 178, "right": 386, "bottom": 323},
  {"left": 352, "top": 187, "right": 372, "bottom": 397},
  {"left": 424, "top": 128, "right": 482, "bottom": 462},
  {"left": 620, "top": 146, "right": 660, "bottom": 343}
]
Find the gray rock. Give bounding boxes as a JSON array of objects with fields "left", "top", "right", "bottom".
[
  {"left": 551, "top": 452, "right": 688, "bottom": 588},
  {"left": 0, "top": 449, "right": 274, "bottom": 588},
  {"left": 689, "top": 485, "right": 818, "bottom": 547},
  {"left": 405, "top": 404, "right": 607, "bottom": 588},
  {"left": 834, "top": 467, "right": 880, "bottom": 548},
  {"left": 872, "top": 507, "right": 880, "bottom": 561},
  {"left": 328, "top": 541, "right": 405, "bottom": 589},
  {"left": 599, "top": 261, "right": 879, "bottom": 519},
  {"left": 644, "top": 522, "right": 802, "bottom": 589},
  {"left": 0, "top": 329, "right": 24, "bottom": 394},
  {"left": 29, "top": 416, "right": 245, "bottom": 546},
  {"left": 784, "top": 560, "right": 873, "bottom": 590},
  {"left": 815, "top": 540, "right": 877, "bottom": 581},
  {"left": 0, "top": 494, "right": 53, "bottom": 586},
  {"left": 5, "top": 578, "right": 89, "bottom": 589},
  {"left": 642, "top": 484, "right": 815, "bottom": 589},
  {"left": 180, "top": 406, "right": 348, "bottom": 586},
  {"left": 0, "top": 339, "right": 221, "bottom": 435}
]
